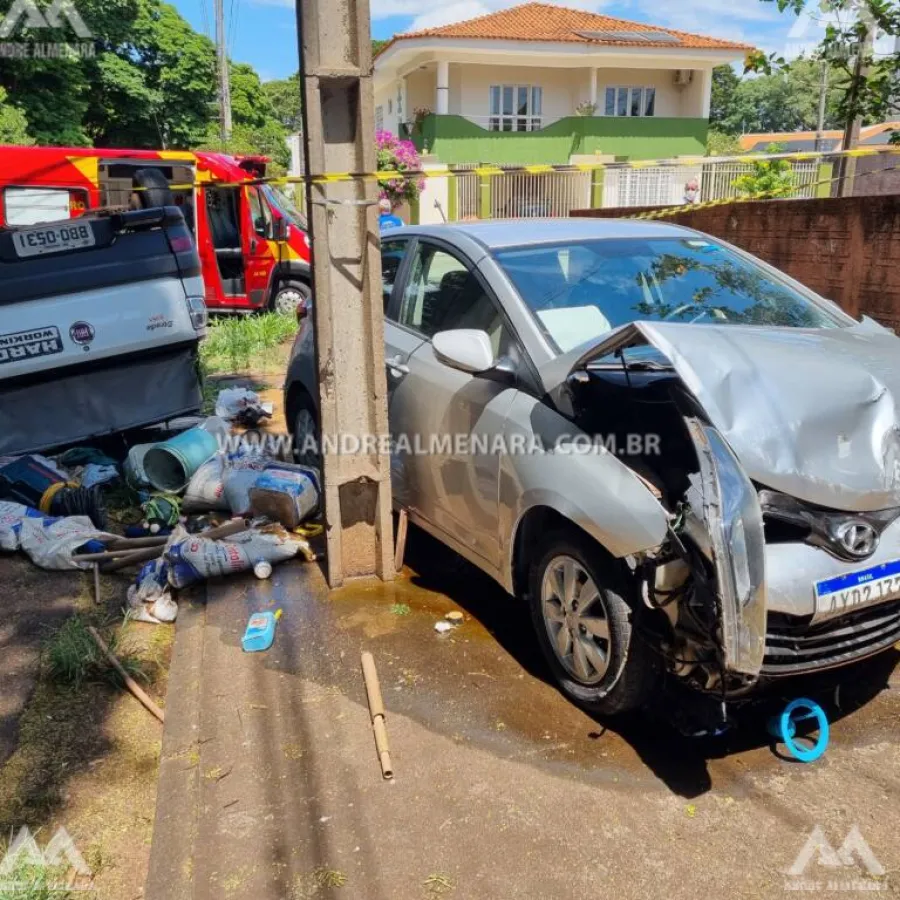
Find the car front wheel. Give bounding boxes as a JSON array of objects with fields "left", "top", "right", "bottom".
[
  {"left": 272, "top": 280, "right": 311, "bottom": 316},
  {"left": 528, "top": 530, "right": 658, "bottom": 715}
]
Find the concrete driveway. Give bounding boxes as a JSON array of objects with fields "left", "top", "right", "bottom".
[{"left": 147, "top": 526, "right": 900, "bottom": 899}]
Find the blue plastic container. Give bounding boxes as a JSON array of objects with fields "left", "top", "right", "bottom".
[
  {"left": 143, "top": 427, "right": 219, "bottom": 492},
  {"left": 242, "top": 610, "right": 281, "bottom": 653}
]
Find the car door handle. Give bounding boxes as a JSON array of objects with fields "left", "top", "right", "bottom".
[{"left": 386, "top": 355, "right": 409, "bottom": 376}]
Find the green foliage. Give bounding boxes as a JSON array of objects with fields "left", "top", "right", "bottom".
[
  {"left": 707, "top": 129, "right": 742, "bottom": 156},
  {"left": 263, "top": 73, "right": 302, "bottom": 132},
  {"left": 731, "top": 144, "right": 797, "bottom": 197},
  {"left": 0, "top": 0, "right": 286, "bottom": 159},
  {"left": 751, "top": 0, "right": 900, "bottom": 130},
  {"left": 712, "top": 59, "right": 848, "bottom": 135},
  {"left": 0, "top": 86, "right": 33, "bottom": 144},
  {"left": 200, "top": 312, "right": 296, "bottom": 374},
  {"left": 44, "top": 616, "right": 146, "bottom": 690},
  {"left": 0, "top": 857, "right": 78, "bottom": 900},
  {"left": 372, "top": 38, "right": 391, "bottom": 56}
]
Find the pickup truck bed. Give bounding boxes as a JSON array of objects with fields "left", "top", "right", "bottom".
[{"left": 0, "top": 207, "right": 207, "bottom": 455}]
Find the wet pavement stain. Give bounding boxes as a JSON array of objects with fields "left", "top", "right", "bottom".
[{"left": 219, "top": 522, "right": 900, "bottom": 800}]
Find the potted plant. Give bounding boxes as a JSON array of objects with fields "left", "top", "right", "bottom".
[{"left": 575, "top": 101, "right": 597, "bottom": 117}]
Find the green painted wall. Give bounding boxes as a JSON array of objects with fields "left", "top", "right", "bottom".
[{"left": 414, "top": 114, "right": 709, "bottom": 165}]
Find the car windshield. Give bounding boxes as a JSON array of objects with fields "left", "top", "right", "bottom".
[
  {"left": 262, "top": 184, "right": 307, "bottom": 231},
  {"left": 495, "top": 237, "right": 846, "bottom": 354}
]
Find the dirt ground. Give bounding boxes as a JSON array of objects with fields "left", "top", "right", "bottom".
[
  {"left": 0, "top": 554, "right": 175, "bottom": 900},
  {"left": 146, "top": 525, "right": 900, "bottom": 900}
]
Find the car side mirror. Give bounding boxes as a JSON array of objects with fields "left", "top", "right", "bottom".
[
  {"left": 432, "top": 329, "right": 496, "bottom": 375},
  {"left": 272, "top": 218, "right": 288, "bottom": 242}
]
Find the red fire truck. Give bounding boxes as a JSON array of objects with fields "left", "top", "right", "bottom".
[{"left": 0, "top": 145, "right": 312, "bottom": 313}]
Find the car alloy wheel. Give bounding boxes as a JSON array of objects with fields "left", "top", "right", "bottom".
[{"left": 540, "top": 555, "right": 611, "bottom": 685}]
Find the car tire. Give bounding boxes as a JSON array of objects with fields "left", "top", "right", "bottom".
[
  {"left": 528, "top": 529, "right": 658, "bottom": 715},
  {"left": 272, "top": 280, "right": 311, "bottom": 316},
  {"left": 292, "top": 398, "right": 320, "bottom": 469}
]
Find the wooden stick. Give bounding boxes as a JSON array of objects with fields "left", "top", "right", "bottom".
[
  {"left": 394, "top": 509, "right": 408, "bottom": 573},
  {"left": 74, "top": 547, "right": 159, "bottom": 562},
  {"left": 105, "top": 535, "right": 169, "bottom": 550},
  {"left": 361, "top": 651, "right": 393, "bottom": 779},
  {"left": 92, "top": 563, "right": 101, "bottom": 606},
  {"left": 88, "top": 626, "right": 165, "bottom": 723}
]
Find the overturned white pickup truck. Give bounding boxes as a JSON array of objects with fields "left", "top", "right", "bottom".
[{"left": 0, "top": 207, "right": 208, "bottom": 455}]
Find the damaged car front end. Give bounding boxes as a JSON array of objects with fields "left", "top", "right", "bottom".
[{"left": 557, "top": 319, "right": 900, "bottom": 705}]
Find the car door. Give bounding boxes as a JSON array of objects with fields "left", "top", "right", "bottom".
[
  {"left": 388, "top": 238, "right": 521, "bottom": 568},
  {"left": 381, "top": 236, "right": 424, "bottom": 510}
]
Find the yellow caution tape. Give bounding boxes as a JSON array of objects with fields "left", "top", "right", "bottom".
[{"left": 126, "top": 145, "right": 900, "bottom": 193}]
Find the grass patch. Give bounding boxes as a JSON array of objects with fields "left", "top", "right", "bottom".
[
  {"left": 201, "top": 312, "right": 297, "bottom": 376},
  {"left": 0, "top": 858, "right": 81, "bottom": 900},
  {"left": 44, "top": 616, "right": 147, "bottom": 690}
]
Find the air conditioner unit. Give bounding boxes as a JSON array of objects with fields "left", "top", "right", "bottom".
[{"left": 673, "top": 69, "right": 694, "bottom": 86}]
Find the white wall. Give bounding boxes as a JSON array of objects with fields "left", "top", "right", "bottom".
[{"left": 374, "top": 80, "right": 400, "bottom": 135}]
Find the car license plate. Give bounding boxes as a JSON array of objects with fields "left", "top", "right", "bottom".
[
  {"left": 814, "top": 558, "right": 900, "bottom": 617},
  {"left": 12, "top": 221, "right": 95, "bottom": 258}
]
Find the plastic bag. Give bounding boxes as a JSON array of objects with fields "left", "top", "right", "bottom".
[
  {"left": 165, "top": 525, "right": 302, "bottom": 589},
  {"left": 215, "top": 388, "right": 261, "bottom": 421},
  {"left": 0, "top": 500, "right": 111, "bottom": 570},
  {"left": 181, "top": 455, "right": 229, "bottom": 512},
  {"left": 81, "top": 463, "right": 119, "bottom": 490},
  {"left": 249, "top": 464, "right": 320, "bottom": 529}
]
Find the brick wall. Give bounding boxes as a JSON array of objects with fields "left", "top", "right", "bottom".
[{"left": 573, "top": 195, "right": 900, "bottom": 330}]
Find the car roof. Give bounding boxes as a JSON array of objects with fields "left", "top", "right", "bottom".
[{"left": 399, "top": 217, "right": 697, "bottom": 250}]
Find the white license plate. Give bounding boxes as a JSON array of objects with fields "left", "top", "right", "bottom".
[
  {"left": 12, "top": 221, "right": 95, "bottom": 258},
  {"left": 814, "top": 558, "right": 900, "bottom": 617}
]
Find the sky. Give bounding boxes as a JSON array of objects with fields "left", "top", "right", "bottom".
[{"left": 170, "top": 0, "right": 890, "bottom": 83}]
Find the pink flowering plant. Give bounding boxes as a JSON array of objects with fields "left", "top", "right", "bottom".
[{"left": 376, "top": 130, "right": 424, "bottom": 208}]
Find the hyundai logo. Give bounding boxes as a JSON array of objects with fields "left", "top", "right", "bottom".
[{"left": 834, "top": 521, "right": 879, "bottom": 559}]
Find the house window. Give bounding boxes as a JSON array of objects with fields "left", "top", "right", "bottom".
[
  {"left": 376, "top": 105, "right": 384, "bottom": 131},
  {"left": 604, "top": 86, "right": 656, "bottom": 117},
  {"left": 489, "top": 84, "right": 542, "bottom": 131}
]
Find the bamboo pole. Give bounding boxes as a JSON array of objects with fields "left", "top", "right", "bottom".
[
  {"left": 361, "top": 651, "right": 393, "bottom": 779},
  {"left": 88, "top": 626, "right": 165, "bottom": 723},
  {"left": 394, "top": 509, "right": 408, "bottom": 573}
]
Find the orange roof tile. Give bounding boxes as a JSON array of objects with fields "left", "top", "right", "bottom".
[{"left": 378, "top": 2, "right": 753, "bottom": 55}]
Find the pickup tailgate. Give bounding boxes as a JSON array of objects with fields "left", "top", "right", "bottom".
[{"left": 0, "top": 209, "right": 203, "bottom": 380}]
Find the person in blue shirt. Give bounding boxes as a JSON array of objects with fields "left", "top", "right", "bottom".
[{"left": 378, "top": 198, "right": 404, "bottom": 232}]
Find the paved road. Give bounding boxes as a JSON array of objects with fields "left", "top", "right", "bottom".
[{"left": 147, "top": 527, "right": 900, "bottom": 899}]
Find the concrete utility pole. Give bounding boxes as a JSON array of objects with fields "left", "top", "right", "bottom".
[
  {"left": 215, "top": 0, "right": 232, "bottom": 142},
  {"left": 295, "top": 0, "right": 395, "bottom": 586}
]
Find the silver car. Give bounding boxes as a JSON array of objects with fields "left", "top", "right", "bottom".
[{"left": 285, "top": 219, "right": 900, "bottom": 716}]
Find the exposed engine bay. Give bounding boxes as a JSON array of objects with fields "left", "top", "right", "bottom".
[{"left": 556, "top": 320, "right": 900, "bottom": 701}]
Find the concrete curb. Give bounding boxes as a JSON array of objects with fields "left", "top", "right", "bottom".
[{"left": 144, "top": 589, "right": 207, "bottom": 900}]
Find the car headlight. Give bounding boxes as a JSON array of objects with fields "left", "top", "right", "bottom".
[{"left": 686, "top": 418, "right": 767, "bottom": 676}]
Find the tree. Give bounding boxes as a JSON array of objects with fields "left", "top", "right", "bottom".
[
  {"left": 710, "top": 65, "right": 740, "bottom": 128},
  {"left": 263, "top": 74, "right": 302, "bottom": 132},
  {"left": 0, "top": 87, "right": 33, "bottom": 145},
  {"left": 713, "top": 59, "right": 847, "bottom": 135},
  {"left": 751, "top": 0, "right": 900, "bottom": 139},
  {"left": 372, "top": 38, "right": 391, "bottom": 56},
  {"left": 707, "top": 129, "right": 742, "bottom": 156},
  {"left": 198, "top": 63, "right": 290, "bottom": 171}
]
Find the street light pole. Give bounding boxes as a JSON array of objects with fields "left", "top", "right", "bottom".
[{"left": 295, "top": 0, "right": 395, "bottom": 586}]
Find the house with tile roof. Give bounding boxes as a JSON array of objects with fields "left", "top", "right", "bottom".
[
  {"left": 373, "top": 2, "right": 752, "bottom": 166},
  {"left": 738, "top": 121, "right": 900, "bottom": 153}
]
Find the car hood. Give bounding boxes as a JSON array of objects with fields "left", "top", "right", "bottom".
[{"left": 549, "top": 319, "right": 900, "bottom": 513}]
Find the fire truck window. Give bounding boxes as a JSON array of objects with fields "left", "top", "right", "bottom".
[
  {"left": 248, "top": 187, "right": 272, "bottom": 239},
  {"left": 4, "top": 187, "right": 72, "bottom": 226}
]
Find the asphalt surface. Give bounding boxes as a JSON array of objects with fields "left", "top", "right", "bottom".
[{"left": 146, "top": 526, "right": 900, "bottom": 899}]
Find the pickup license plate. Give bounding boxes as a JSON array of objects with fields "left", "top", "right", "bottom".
[
  {"left": 12, "top": 221, "right": 95, "bottom": 258},
  {"left": 814, "top": 558, "right": 900, "bottom": 617}
]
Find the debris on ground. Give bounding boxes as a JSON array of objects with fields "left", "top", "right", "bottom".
[
  {"left": 0, "top": 411, "right": 323, "bottom": 633},
  {"left": 215, "top": 387, "right": 274, "bottom": 428},
  {"left": 242, "top": 608, "right": 283, "bottom": 652}
]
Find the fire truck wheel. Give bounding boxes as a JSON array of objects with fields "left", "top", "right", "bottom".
[{"left": 272, "top": 280, "right": 311, "bottom": 316}]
